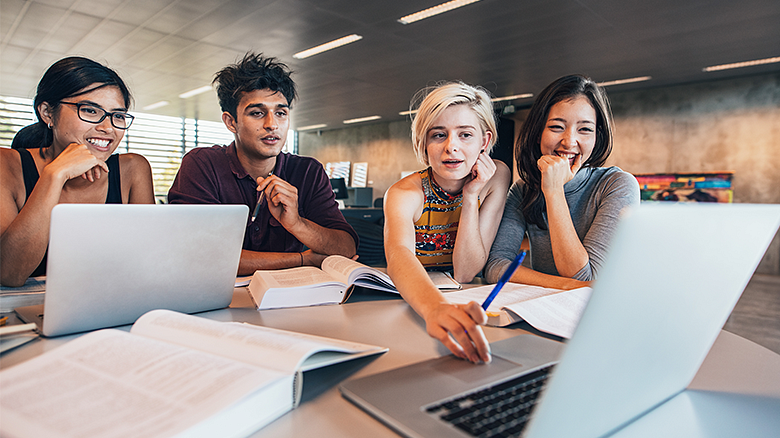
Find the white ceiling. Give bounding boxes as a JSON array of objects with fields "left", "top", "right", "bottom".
[{"left": 2, "top": 0, "right": 779, "bottom": 130}]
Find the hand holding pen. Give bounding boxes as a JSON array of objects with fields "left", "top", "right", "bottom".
[
  {"left": 482, "top": 250, "right": 527, "bottom": 310},
  {"left": 251, "top": 172, "right": 274, "bottom": 222}
]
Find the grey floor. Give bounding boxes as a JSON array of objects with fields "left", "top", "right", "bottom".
[{"left": 724, "top": 274, "right": 780, "bottom": 354}]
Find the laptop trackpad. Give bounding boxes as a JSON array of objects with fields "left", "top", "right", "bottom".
[
  {"left": 426, "top": 335, "right": 564, "bottom": 386},
  {"left": 428, "top": 355, "right": 523, "bottom": 385}
]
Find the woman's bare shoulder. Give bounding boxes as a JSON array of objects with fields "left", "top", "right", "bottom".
[
  {"left": 387, "top": 171, "right": 423, "bottom": 197},
  {"left": 0, "top": 148, "right": 24, "bottom": 187},
  {"left": 117, "top": 152, "right": 151, "bottom": 170},
  {"left": 484, "top": 159, "right": 511, "bottom": 196},
  {"left": 385, "top": 172, "right": 425, "bottom": 216},
  {"left": 0, "top": 148, "right": 27, "bottom": 209}
]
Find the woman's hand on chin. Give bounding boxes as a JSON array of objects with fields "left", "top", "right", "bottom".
[
  {"left": 47, "top": 143, "right": 109, "bottom": 183},
  {"left": 462, "top": 152, "right": 496, "bottom": 200},
  {"left": 538, "top": 153, "right": 581, "bottom": 194}
]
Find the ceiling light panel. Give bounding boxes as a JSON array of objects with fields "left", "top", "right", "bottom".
[
  {"left": 293, "top": 35, "right": 363, "bottom": 59},
  {"left": 398, "top": 0, "right": 481, "bottom": 24},
  {"left": 179, "top": 86, "right": 213, "bottom": 99},
  {"left": 343, "top": 115, "right": 381, "bottom": 124},
  {"left": 596, "top": 76, "right": 652, "bottom": 87},
  {"left": 703, "top": 56, "right": 780, "bottom": 72}
]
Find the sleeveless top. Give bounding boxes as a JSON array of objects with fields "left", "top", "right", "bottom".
[
  {"left": 17, "top": 148, "right": 122, "bottom": 277},
  {"left": 414, "top": 167, "right": 480, "bottom": 271}
]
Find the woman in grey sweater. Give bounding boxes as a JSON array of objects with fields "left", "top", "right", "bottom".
[{"left": 485, "top": 75, "right": 639, "bottom": 289}]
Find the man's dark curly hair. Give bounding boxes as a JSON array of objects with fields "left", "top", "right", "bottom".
[{"left": 213, "top": 52, "right": 297, "bottom": 118}]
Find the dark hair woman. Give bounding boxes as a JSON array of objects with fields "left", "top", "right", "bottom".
[
  {"left": 1, "top": 56, "right": 154, "bottom": 286},
  {"left": 485, "top": 74, "right": 639, "bottom": 290}
]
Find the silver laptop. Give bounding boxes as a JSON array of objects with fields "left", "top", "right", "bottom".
[
  {"left": 340, "top": 203, "right": 780, "bottom": 438},
  {"left": 17, "top": 204, "right": 247, "bottom": 337}
]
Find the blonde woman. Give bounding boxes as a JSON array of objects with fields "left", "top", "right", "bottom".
[{"left": 384, "top": 82, "right": 511, "bottom": 363}]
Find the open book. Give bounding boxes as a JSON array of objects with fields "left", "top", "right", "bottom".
[
  {"left": 248, "top": 255, "right": 460, "bottom": 310},
  {"left": 0, "top": 309, "right": 386, "bottom": 438},
  {"left": 0, "top": 276, "right": 45, "bottom": 313},
  {"left": 445, "top": 283, "right": 593, "bottom": 338}
]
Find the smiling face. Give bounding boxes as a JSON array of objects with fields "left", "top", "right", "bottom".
[
  {"left": 425, "top": 104, "right": 491, "bottom": 191},
  {"left": 224, "top": 88, "right": 290, "bottom": 162},
  {"left": 540, "top": 96, "right": 597, "bottom": 169},
  {"left": 44, "top": 85, "right": 127, "bottom": 161}
]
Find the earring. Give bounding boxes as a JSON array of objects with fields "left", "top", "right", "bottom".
[{"left": 47, "top": 123, "right": 52, "bottom": 129}]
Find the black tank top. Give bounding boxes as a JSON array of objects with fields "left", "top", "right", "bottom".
[{"left": 17, "top": 148, "right": 122, "bottom": 277}]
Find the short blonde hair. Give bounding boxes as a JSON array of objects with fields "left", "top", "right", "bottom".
[{"left": 410, "top": 81, "right": 497, "bottom": 166}]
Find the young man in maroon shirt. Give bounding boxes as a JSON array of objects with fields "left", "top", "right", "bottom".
[{"left": 168, "top": 53, "right": 357, "bottom": 275}]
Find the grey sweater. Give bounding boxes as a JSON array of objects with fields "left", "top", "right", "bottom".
[{"left": 485, "top": 166, "right": 640, "bottom": 283}]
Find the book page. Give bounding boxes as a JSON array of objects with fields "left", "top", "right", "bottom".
[
  {"left": 255, "top": 266, "right": 341, "bottom": 288},
  {"left": 0, "top": 329, "right": 288, "bottom": 438},
  {"left": 445, "top": 283, "right": 564, "bottom": 312},
  {"left": 322, "top": 255, "right": 397, "bottom": 292},
  {"left": 0, "top": 276, "right": 46, "bottom": 312},
  {"left": 132, "top": 309, "right": 385, "bottom": 375},
  {"left": 321, "top": 254, "right": 366, "bottom": 283},
  {"left": 0, "top": 276, "right": 46, "bottom": 293},
  {"left": 429, "top": 271, "right": 461, "bottom": 290},
  {"left": 503, "top": 287, "right": 592, "bottom": 339}
]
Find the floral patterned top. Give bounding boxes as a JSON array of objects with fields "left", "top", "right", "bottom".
[{"left": 414, "top": 167, "right": 479, "bottom": 271}]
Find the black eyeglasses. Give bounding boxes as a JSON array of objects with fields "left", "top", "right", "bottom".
[{"left": 59, "top": 101, "right": 134, "bottom": 129}]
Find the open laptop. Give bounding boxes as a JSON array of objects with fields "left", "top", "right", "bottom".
[
  {"left": 340, "top": 203, "right": 780, "bottom": 438},
  {"left": 16, "top": 204, "right": 247, "bottom": 337}
]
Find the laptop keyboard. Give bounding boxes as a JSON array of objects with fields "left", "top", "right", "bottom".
[{"left": 425, "top": 364, "right": 555, "bottom": 438}]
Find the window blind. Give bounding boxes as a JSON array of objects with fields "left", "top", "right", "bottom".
[{"left": 0, "top": 95, "right": 297, "bottom": 202}]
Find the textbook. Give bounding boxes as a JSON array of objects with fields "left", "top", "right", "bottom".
[
  {"left": 0, "top": 322, "right": 39, "bottom": 354},
  {"left": 0, "top": 276, "right": 45, "bottom": 313},
  {"left": 0, "top": 309, "right": 387, "bottom": 438},
  {"left": 445, "top": 283, "right": 593, "bottom": 338},
  {"left": 248, "top": 254, "right": 460, "bottom": 310}
]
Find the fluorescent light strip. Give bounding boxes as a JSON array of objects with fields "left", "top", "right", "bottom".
[
  {"left": 179, "top": 85, "right": 213, "bottom": 99},
  {"left": 297, "top": 124, "right": 327, "bottom": 131},
  {"left": 293, "top": 34, "right": 363, "bottom": 59},
  {"left": 142, "top": 100, "right": 170, "bottom": 110},
  {"left": 398, "top": 0, "right": 481, "bottom": 24},
  {"left": 703, "top": 56, "right": 780, "bottom": 72},
  {"left": 399, "top": 92, "right": 533, "bottom": 115},
  {"left": 492, "top": 93, "right": 533, "bottom": 103},
  {"left": 596, "top": 76, "right": 652, "bottom": 87},
  {"left": 343, "top": 115, "right": 381, "bottom": 124}
]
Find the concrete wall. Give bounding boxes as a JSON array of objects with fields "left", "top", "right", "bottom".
[
  {"left": 298, "top": 120, "right": 417, "bottom": 201},
  {"left": 607, "top": 72, "right": 780, "bottom": 275},
  {"left": 299, "top": 72, "right": 780, "bottom": 275}
]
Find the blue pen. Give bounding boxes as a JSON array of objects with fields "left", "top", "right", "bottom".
[{"left": 481, "top": 250, "right": 527, "bottom": 310}]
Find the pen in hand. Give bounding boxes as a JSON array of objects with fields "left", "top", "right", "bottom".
[
  {"left": 251, "top": 172, "right": 274, "bottom": 222},
  {"left": 481, "top": 250, "right": 527, "bottom": 310}
]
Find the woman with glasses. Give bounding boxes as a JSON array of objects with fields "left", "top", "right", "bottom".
[{"left": 0, "top": 56, "right": 154, "bottom": 286}]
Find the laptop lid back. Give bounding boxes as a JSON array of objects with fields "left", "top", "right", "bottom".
[
  {"left": 41, "top": 204, "right": 247, "bottom": 337},
  {"left": 525, "top": 203, "right": 780, "bottom": 438}
]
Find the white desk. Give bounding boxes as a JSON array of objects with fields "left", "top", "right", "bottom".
[{"left": 2, "top": 288, "right": 780, "bottom": 437}]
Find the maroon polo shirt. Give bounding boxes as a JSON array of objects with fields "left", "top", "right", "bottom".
[{"left": 168, "top": 142, "right": 358, "bottom": 253}]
